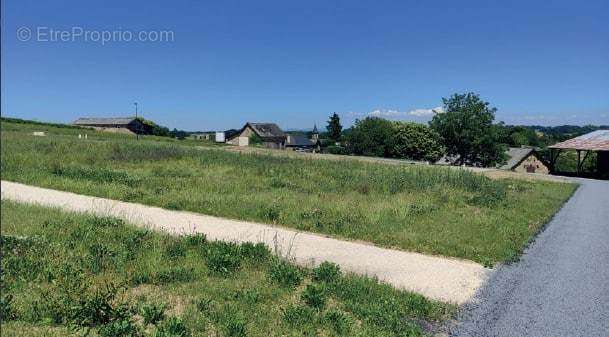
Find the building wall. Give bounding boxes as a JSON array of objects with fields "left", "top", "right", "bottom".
[
  {"left": 227, "top": 126, "right": 254, "bottom": 146},
  {"left": 514, "top": 154, "right": 549, "bottom": 174},
  {"left": 89, "top": 126, "right": 135, "bottom": 135},
  {"left": 226, "top": 126, "right": 285, "bottom": 149}
]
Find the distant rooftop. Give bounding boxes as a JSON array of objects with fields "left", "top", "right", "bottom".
[
  {"left": 549, "top": 130, "right": 609, "bottom": 151},
  {"left": 74, "top": 117, "right": 136, "bottom": 126},
  {"left": 500, "top": 147, "right": 536, "bottom": 170},
  {"left": 286, "top": 134, "right": 314, "bottom": 147}
]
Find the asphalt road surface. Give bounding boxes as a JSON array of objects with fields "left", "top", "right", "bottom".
[{"left": 451, "top": 178, "right": 609, "bottom": 337}]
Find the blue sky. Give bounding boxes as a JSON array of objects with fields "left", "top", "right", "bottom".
[{"left": 2, "top": 0, "right": 608, "bottom": 130}]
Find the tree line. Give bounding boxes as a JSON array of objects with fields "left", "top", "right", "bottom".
[{"left": 322, "top": 92, "right": 607, "bottom": 168}]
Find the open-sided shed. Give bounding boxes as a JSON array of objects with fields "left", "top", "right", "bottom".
[{"left": 548, "top": 130, "right": 609, "bottom": 176}]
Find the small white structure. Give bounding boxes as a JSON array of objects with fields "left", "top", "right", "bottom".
[
  {"left": 215, "top": 131, "right": 225, "bottom": 143},
  {"left": 32, "top": 131, "right": 46, "bottom": 137}
]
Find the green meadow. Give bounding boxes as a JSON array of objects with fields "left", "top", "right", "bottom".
[
  {"left": 0, "top": 201, "right": 454, "bottom": 337},
  {"left": 1, "top": 119, "right": 576, "bottom": 265}
]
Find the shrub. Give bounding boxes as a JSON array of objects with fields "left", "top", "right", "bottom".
[
  {"left": 313, "top": 262, "right": 342, "bottom": 283},
  {"left": 99, "top": 318, "right": 140, "bottom": 337},
  {"left": 153, "top": 317, "right": 190, "bottom": 337},
  {"left": 325, "top": 145, "right": 349, "bottom": 155},
  {"left": 301, "top": 284, "right": 327, "bottom": 310},
  {"left": 268, "top": 261, "right": 303, "bottom": 288},
  {"left": 282, "top": 305, "right": 314, "bottom": 326},
  {"left": 141, "top": 302, "right": 166, "bottom": 325},
  {"left": 205, "top": 242, "right": 242, "bottom": 276}
]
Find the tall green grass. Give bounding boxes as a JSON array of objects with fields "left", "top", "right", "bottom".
[
  {"left": 1, "top": 121, "right": 577, "bottom": 264},
  {"left": 1, "top": 201, "right": 454, "bottom": 336}
]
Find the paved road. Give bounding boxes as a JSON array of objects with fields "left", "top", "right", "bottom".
[
  {"left": 0, "top": 180, "right": 488, "bottom": 304},
  {"left": 451, "top": 178, "right": 609, "bottom": 337}
]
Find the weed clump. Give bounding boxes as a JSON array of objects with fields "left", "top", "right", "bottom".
[
  {"left": 282, "top": 304, "right": 315, "bottom": 326},
  {"left": 164, "top": 240, "right": 187, "bottom": 259},
  {"left": 221, "top": 309, "right": 247, "bottom": 337},
  {"left": 312, "top": 262, "right": 341, "bottom": 283},
  {"left": 301, "top": 283, "right": 327, "bottom": 310},
  {"left": 153, "top": 316, "right": 190, "bottom": 337},
  {"left": 239, "top": 242, "right": 270, "bottom": 263},
  {"left": 323, "top": 309, "right": 352, "bottom": 335},
  {"left": 140, "top": 302, "right": 166, "bottom": 325},
  {"left": 99, "top": 317, "right": 140, "bottom": 337},
  {"left": 268, "top": 261, "right": 303, "bottom": 288},
  {"left": 184, "top": 233, "right": 207, "bottom": 247},
  {"left": 205, "top": 242, "right": 242, "bottom": 276}
]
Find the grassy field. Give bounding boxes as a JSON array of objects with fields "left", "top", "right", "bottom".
[
  {"left": 0, "top": 117, "right": 220, "bottom": 147},
  {"left": 0, "top": 201, "right": 454, "bottom": 337},
  {"left": 1, "top": 120, "right": 576, "bottom": 265}
]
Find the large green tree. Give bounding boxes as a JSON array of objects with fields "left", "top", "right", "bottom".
[
  {"left": 392, "top": 122, "right": 445, "bottom": 162},
  {"left": 346, "top": 117, "right": 395, "bottom": 157},
  {"left": 326, "top": 113, "right": 343, "bottom": 142},
  {"left": 430, "top": 93, "right": 505, "bottom": 167}
]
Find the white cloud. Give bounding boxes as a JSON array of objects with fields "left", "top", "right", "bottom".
[
  {"left": 346, "top": 106, "right": 443, "bottom": 119},
  {"left": 408, "top": 106, "right": 444, "bottom": 116}
]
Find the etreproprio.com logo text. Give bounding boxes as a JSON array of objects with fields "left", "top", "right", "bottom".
[{"left": 16, "top": 26, "right": 174, "bottom": 44}]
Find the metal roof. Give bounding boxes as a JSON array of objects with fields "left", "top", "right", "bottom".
[
  {"left": 500, "top": 147, "right": 536, "bottom": 170},
  {"left": 548, "top": 130, "right": 609, "bottom": 151},
  {"left": 74, "top": 117, "right": 136, "bottom": 126}
]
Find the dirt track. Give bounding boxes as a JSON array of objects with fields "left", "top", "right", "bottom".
[{"left": 1, "top": 180, "right": 489, "bottom": 305}]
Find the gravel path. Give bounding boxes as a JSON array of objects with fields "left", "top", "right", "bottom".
[
  {"left": 1, "top": 180, "right": 489, "bottom": 304},
  {"left": 450, "top": 178, "right": 609, "bottom": 337}
]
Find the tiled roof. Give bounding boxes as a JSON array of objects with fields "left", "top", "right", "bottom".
[{"left": 549, "top": 130, "right": 609, "bottom": 151}]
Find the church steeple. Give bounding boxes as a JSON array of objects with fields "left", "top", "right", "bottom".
[{"left": 312, "top": 124, "right": 319, "bottom": 142}]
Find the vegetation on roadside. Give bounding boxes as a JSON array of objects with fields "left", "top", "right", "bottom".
[
  {"left": 1, "top": 120, "right": 576, "bottom": 265},
  {"left": 0, "top": 201, "right": 454, "bottom": 337}
]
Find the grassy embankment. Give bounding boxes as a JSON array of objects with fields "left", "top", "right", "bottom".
[
  {"left": 0, "top": 201, "right": 453, "bottom": 337},
  {"left": 0, "top": 120, "right": 576, "bottom": 266}
]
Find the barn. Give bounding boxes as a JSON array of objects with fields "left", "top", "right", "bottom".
[
  {"left": 226, "top": 123, "right": 287, "bottom": 149},
  {"left": 548, "top": 130, "right": 609, "bottom": 177},
  {"left": 74, "top": 117, "right": 145, "bottom": 135}
]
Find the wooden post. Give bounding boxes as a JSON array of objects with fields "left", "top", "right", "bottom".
[{"left": 577, "top": 150, "right": 581, "bottom": 174}]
